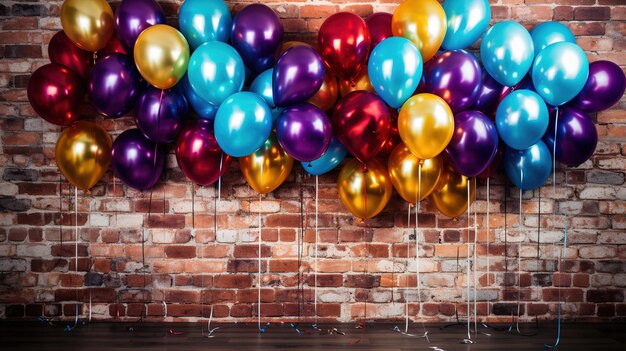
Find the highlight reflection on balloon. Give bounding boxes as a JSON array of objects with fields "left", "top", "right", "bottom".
[{"left": 60, "top": 0, "right": 115, "bottom": 52}]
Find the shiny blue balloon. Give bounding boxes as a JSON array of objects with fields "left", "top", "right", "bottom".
[
  {"left": 250, "top": 68, "right": 275, "bottom": 108},
  {"left": 532, "top": 41, "right": 589, "bottom": 107},
  {"left": 179, "top": 0, "right": 231, "bottom": 49},
  {"left": 481, "top": 21, "right": 534, "bottom": 87},
  {"left": 181, "top": 75, "right": 217, "bottom": 120},
  {"left": 368, "top": 37, "right": 423, "bottom": 109},
  {"left": 496, "top": 90, "right": 549, "bottom": 150},
  {"left": 214, "top": 92, "right": 272, "bottom": 157},
  {"left": 530, "top": 21, "right": 576, "bottom": 57},
  {"left": 442, "top": 0, "right": 491, "bottom": 50},
  {"left": 504, "top": 140, "right": 552, "bottom": 191},
  {"left": 302, "top": 137, "right": 348, "bottom": 176}
]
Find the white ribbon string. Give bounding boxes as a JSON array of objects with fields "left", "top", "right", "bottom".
[
  {"left": 258, "top": 193, "right": 262, "bottom": 332},
  {"left": 473, "top": 185, "right": 478, "bottom": 334},
  {"left": 486, "top": 177, "right": 491, "bottom": 321},
  {"left": 314, "top": 175, "right": 319, "bottom": 326},
  {"left": 416, "top": 164, "right": 428, "bottom": 340},
  {"left": 465, "top": 179, "right": 472, "bottom": 342}
]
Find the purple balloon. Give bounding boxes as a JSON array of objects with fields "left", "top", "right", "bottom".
[
  {"left": 111, "top": 129, "right": 164, "bottom": 190},
  {"left": 543, "top": 107, "right": 597, "bottom": 167},
  {"left": 515, "top": 74, "right": 536, "bottom": 92},
  {"left": 569, "top": 60, "right": 626, "bottom": 113},
  {"left": 273, "top": 46, "right": 325, "bottom": 107},
  {"left": 89, "top": 54, "right": 142, "bottom": 118},
  {"left": 472, "top": 69, "right": 511, "bottom": 118},
  {"left": 231, "top": 4, "right": 284, "bottom": 73},
  {"left": 445, "top": 111, "right": 499, "bottom": 177},
  {"left": 135, "top": 87, "right": 189, "bottom": 144},
  {"left": 276, "top": 103, "right": 333, "bottom": 162},
  {"left": 424, "top": 50, "right": 482, "bottom": 113},
  {"left": 115, "top": 0, "right": 165, "bottom": 52}
]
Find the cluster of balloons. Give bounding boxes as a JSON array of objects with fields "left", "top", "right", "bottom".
[{"left": 28, "top": 0, "right": 625, "bottom": 219}]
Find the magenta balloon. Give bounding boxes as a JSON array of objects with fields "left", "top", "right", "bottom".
[
  {"left": 445, "top": 111, "right": 499, "bottom": 177},
  {"left": 273, "top": 45, "right": 325, "bottom": 107},
  {"left": 276, "top": 103, "right": 333, "bottom": 162},
  {"left": 472, "top": 69, "right": 511, "bottom": 118},
  {"left": 569, "top": 60, "right": 626, "bottom": 113},
  {"left": 115, "top": 0, "right": 165, "bottom": 51},
  {"left": 111, "top": 129, "right": 164, "bottom": 190},
  {"left": 89, "top": 54, "right": 142, "bottom": 118},
  {"left": 365, "top": 13, "right": 393, "bottom": 49},
  {"left": 135, "top": 86, "right": 189, "bottom": 144},
  {"left": 543, "top": 107, "right": 597, "bottom": 167}
]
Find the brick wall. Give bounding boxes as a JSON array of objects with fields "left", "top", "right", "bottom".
[{"left": 0, "top": 0, "right": 625, "bottom": 323}]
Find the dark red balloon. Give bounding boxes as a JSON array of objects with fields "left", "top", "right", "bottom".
[
  {"left": 365, "top": 12, "right": 392, "bottom": 49},
  {"left": 378, "top": 108, "right": 400, "bottom": 158},
  {"left": 48, "top": 31, "right": 94, "bottom": 80},
  {"left": 99, "top": 33, "right": 127, "bottom": 57},
  {"left": 27, "top": 63, "right": 85, "bottom": 126}
]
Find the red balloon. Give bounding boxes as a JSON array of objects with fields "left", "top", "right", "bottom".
[
  {"left": 99, "top": 32, "right": 127, "bottom": 57},
  {"left": 378, "top": 108, "right": 400, "bottom": 158},
  {"left": 48, "top": 31, "right": 94, "bottom": 80},
  {"left": 27, "top": 63, "right": 85, "bottom": 126},
  {"left": 365, "top": 12, "right": 392, "bottom": 49},
  {"left": 318, "top": 12, "right": 371, "bottom": 83},
  {"left": 332, "top": 91, "right": 391, "bottom": 166},
  {"left": 176, "top": 119, "right": 232, "bottom": 186}
]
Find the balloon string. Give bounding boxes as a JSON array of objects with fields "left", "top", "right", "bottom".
[
  {"left": 218, "top": 152, "right": 224, "bottom": 202},
  {"left": 191, "top": 183, "right": 195, "bottom": 229},
  {"left": 486, "top": 177, "right": 490, "bottom": 317},
  {"left": 553, "top": 107, "right": 559, "bottom": 198},
  {"left": 399, "top": 203, "right": 410, "bottom": 333},
  {"left": 258, "top": 192, "right": 263, "bottom": 333},
  {"left": 416, "top": 164, "right": 429, "bottom": 340},
  {"left": 473, "top": 181, "right": 478, "bottom": 334},
  {"left": 297, "top": 170, "right": 305, "bottom": 321},
  {"left": 314, "top": 175, "right": 319, "bottom": 326},
  {"left": 504, "top": 180, "right": 508, "bottom": 272},
  {"left": 66, "top": 186, "right": 79, "bottom": 331},
  {"left": 154, "top": 89, "right": 165, "bottom": 166},
  {"left": 162, "top": 169, "right": 166, "bottom": 215},
  {"left": 363, "top": 162, "right": 367, "bottom": 217},
  {"left": 466, "top": 178, "right": 471, "bottom": 342}
]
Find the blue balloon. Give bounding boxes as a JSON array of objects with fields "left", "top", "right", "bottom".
[
  {"left": 504, "top": 141, "right": 552, "bottom": 191},
  {"left": 442, "top": 0, "right": 491, "bottom": 50},
  {"left": 249, "top": 68, "right": 275, "bottom": 108},
  {"left": 481, "top": 21, "right": 534, "bottom": 87},
  {"left": 496, "top": 90, "right": 549, "bottom": 150},
  {"left": 302, "top": 137, "right": 348, "bottom": 176},
  {"left": 181, "top": 75, "right": 217, "bottom": 120},
  {"left": 368, "top": 37, "right": 423, "bottom": 109},
  {"left": 532, "top": 41, "right": 589, "bottom": 107},
  {"left": 214, "top": 92, "right": 272, "bottom": 157},
  {"left": 179, "top": 0, "right": 231, "bottom": 49},
  {"left": 530, "top": 21, "right": 576, "bottom": 57}
]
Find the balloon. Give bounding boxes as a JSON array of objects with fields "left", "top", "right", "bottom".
[
  {"left": 240, "top": 134, "right": 294, "bottom": 194},
  {"left": 55, "top": 121, "right": 112, "bottom": 191},
  {"left": 504, "top": 140, "right": 552, "bottom": 191},
  {"left": 388, "top": 144, "right": 443, "bottom": 204},
  {"left": 179, "top": 0, "right": 232, "bottom": 49},
  {"left": 188, "top": 41, "right": 245, "bottom": 107},
  {"left": 307, "top": 70, "right": 338, "bottom": 112},
  {"left": 273, "top": 45, "right": 325, "bottom": 107},
  {"left": 134, "top": 24, "right": 190, "bottom": 90},
  {"left": 89, "top": 54, "right": 142, "bottom": 119},
  {"left": 214, "top": 92, "right": 273, "bottom": 157},
  {"left": 115, "top": 0, "right": 164, "bottom": 52},
  {"left": 496, "top": 90, "right": 549, "bottom": 150},
  {"left": 111, "top": 129, "right": 164, "bottom": 190},
  {"left": 368, "top": 37, "right": 423, "bottom": 109},
  {"left": 477, "top": 145, "right": 504, "bottom": 179},
  {"left": 530, "top": 22, "right": 576, "bottom": 57},
  {"left": 60, "top": 0, "right": 114, "bottom": 52},
  {"left": 250, "top": 68, "right": 275, "bottom": 108},
  {"left": 442, "top": 0, "right": 490, "bottom": 50},
  {"left": 430, "top": 164, "right": 476, "bottom": 218},
  {"left": 333, "top": 91, "right": 391, "bottom": 165},
  {"left": 472, "top": 68, "right": 511, "bottom": 117},
  {"left": 444, "top": 111, "right": 499, "bottom": 177},
  {"left": 481, "top": 21, "right": 534, "bottom": 87},
  {"left": 532, "top": 42, "right": 589, "bottom": 107},
  {"left": 366, "top": 13, "right": 393, "bottom": 49},
  {"left": 135, "top": 86, "right": 189, "bottom": 144},
  {"left": 303, "top": 137, "right": 348, "bottom": 176},
  {"left": 569, "top": 60, "right": 625, "bottom": 113},
  {"left": 48, "top": 31, "right": 93, "bottom": 80},
  {"left": 27, "top": 64, "right": 85, "bottom": 126},
  {"left": 100, "top": 32, "right": 127, "bottom": 57},
  {"left": 543, "top": 107, "right": 597, "bottom": 167},
  {"left": 379, "top": 109, "right": 401, "bottom": 158},
  {"left": 391, "top": 0, "right": 447, "bottom": 62},
  {"left": 338, "top": 66, "right": 375, "bottom": 97},
  {"left": 276, "top": 103, "right": 332, "bottom": 162},
  {"left": 176, "top": 119, "right": 233, "bottom": 186},
  {"left": 515, "top": 74, "right": 536, "bottom": 92},
  {"left": 318, "top": 12, "right": 371, "bottom": 82},
  {"left": 423, "top": 49, "right": 482, "bottom": 113},
  {"left": 398, "top": 93, "right": 454, "bottom": 160},
  {"left": 338, "top": 159, "right": 392, "bottom": 219},
  {"left": 230, "top": 4, "right": 283, "bottom": 73},
  {"left": 279, "top": 41, "right": 312, "bottom": 57},
  {"left": 181, "top": 75, "right": 217, "bottom": 120}
]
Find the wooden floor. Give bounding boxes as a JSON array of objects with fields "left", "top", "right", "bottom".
[{"left": 1, "top": 321, "right": 625, "bottom": 350}]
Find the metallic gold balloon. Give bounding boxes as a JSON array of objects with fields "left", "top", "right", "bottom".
[
  {"left": 338, "top": 66, "right": 375, "bottom": 97},
  {"left": 429, "top": 164, "right": 476, "bottom": 218},
  {"left": 338, "top": 159, "right": 392, "bottom": 219},
  {"left": 55, "top": 121, "right": 112, "bottom": 191},
  {"left": 134, "top": 24, "right": 190, "bottom": 90},
  {"left": 307, "top": 70, "right": 338, "bottom": 112},
  {"left": 240, "top": 134, "right": 294, "bottom": 194},
  {"left": 60, "top": 0, "right": 114, "bottom": 52},
  {"left": 392, "top": 0, "right": 447, "bottom": 62},
  {"left": 398, "top": 93, "right": 454, "bottom": 160},
  {"left": 279, "top": 41, "right": 312, "bottom": 57},
  {"left": 388, "top": 144, "right": 442, "bottom": 204}
]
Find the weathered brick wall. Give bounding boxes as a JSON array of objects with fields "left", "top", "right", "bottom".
[{"left": 0, "top": 0, "right": 624, "bottom": 323}]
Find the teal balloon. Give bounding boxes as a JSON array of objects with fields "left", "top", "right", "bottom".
[
  {"left": 250, "top": 68, "right": 275, "bottom": 108},
  {"left": 442, "top": 0, "right": 490, "bottom": 50},
  {"left": 188, "top": 41, "right": 245, "bottom": 107},
  {"left": 214, "top": 92, "right": 272, "bottom": 157},
  {"left": 480, "top": 21, "right": 534, "bottom": 87},
  {"left": 504, "top": 141, "right": 552, "bottom": 191},
  {"left": 531, "top": 41, "right": 589, "bottom": 107},
  {"left": 530, "top": 22, "right": 576, "bottom": 57},
  {"left": 303, "top": 137, "right": 347, "bottom": 176},
  {"left": 368, "top": 37, "right": 423, "bottom": 109},
  {"left": 181, "top": 75, "right": 217, "bottom": 120},
  {"left": 179, "top": 0, "right": 231, "bottom": 49},
  {"left": 496, "top": 90, "right": 549, "bottom": 150}
]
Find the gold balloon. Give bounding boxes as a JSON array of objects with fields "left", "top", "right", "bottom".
[
  {"left": 429, "top": 164, "right": 476, "bottom": 218},
  {"left": 307, "top": 70, "right": 338, "bottom": 112},
  {"left": 240, "top": 134, "right": 294, "bottom": 194},
  {"left": 134, "top": 24, "right": 190, "bottom": 90},
  {"left": 60, "top": 0, "right": 114, "bottom": 52},
  {"left": 338, "top": 66, "right": 375, "bottom": 97},
  {"left": 388, "top": 144, "right": 442, "bottom": 204},
  {"left": 391, "top": 0, "right": 447, "bottom": 62},
  {"left": 279, "top": 41, "right": 312, "bottom": 56},
  {"left": 398, "top": 93, "right": 454, "bottom": 160},
  {"left": 55, "top": 121, "right": 112, "bottom": 191},
  {"left": 338, "top": 159, "right": 392, "bottom": 219}
]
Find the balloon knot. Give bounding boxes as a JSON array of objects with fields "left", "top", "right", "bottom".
[
  {"left": 350, "top": 80, "right": 356, "bottom": 88},
  {"left": 362, "top": 163, "right": 368, "bottom": 173},
  {"left": 307, "top": 162, "right": 312, "bottom": 168}
]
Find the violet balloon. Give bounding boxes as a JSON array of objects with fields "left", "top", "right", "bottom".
[
  {"left": 543, "top": 107, "right": 597, "bottom": 167},
  {"left": 273, "top": 45, "right": 325, "bottom": 107},
  {"left": 135, "top": 86, "right": 189, "bottom": 144},
  {"left": 115, "top": 0, "right": 165, "bottom": 51},
  {"left": 89, "top": 54, "right": 142, "bottom": 118},
  {"left": 111, "top": 129, "right": 164, "bottom": 190},
  {"left": 276, "top": 103, "right": 333, "bottom": 162},
  {"left": 472, "top": 69, "right": 510, "bottom": 117},
  {"left": 365, "top": 13, "right": 393, "bottom": 49},
  {"left": 569, "top": 60, "right": 626, "bottom": 113},
  {"left": 445, "top": 111, "right": 499, "bottom": 177}
]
